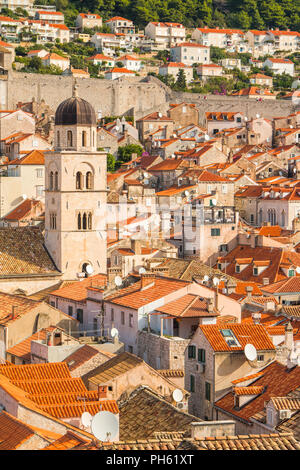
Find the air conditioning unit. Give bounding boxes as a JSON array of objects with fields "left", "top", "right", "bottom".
[{"left": 279, "top": 410, "right": 291, "bottom": 420}]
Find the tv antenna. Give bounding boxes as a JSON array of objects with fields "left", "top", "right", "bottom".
[
  {"left": 172, "top": 389, "right": 183, "bottom": 403},
  {"left": 81, "top": 411, "right": 93, "bottom": 428},
  {"left": 114, "top": 276, "right": 122, "bottom": 287},
  {"left": 244, "top": 343, "right": 257, "bottom": 362},
  {"left": 91, "top": 411, "right": 119, "bottom": 442}
]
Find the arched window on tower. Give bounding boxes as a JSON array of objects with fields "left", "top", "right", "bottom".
[
  {"left": 82, "top": 131, "right": 87, "bottom": 147},
  {"left": 57, "top": 131, "right": 60, "bottom": 148},
  {"left": 77, "top": 213, "right": 81, "bottom": 230},
  {"left": 86, "top": 171, "right": 93, "bottom": 189},
  {"left": 88, "top": 212, "right": 92, "bottom": 230},
  {"left": 82, "top": 212, "right": 87, "bottom": 230},
  {"left": 49, "top": 171, "right": 54, "bottom": 190},
  {"left": 67, "top": 130, "right": 73, "bottom": 147},
  {"left": 93, "top": 131, "right": 95, "bottom": 147},
  {"left": 76, "top": 171, "right": 83, "bottom": 190},
  {"left": 54, "top": 171, "right": 58, "bottom": 190}
]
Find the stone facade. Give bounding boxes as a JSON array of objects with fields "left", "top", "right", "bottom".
[{"left": 137, "top": 330, "right": 189, "bottom": 370}]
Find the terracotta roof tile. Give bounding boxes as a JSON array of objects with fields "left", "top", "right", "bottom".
[
  {"left": 199, "top": 323, "right": 275, "bottom": 352},
  {"left": 215, "top": 361, "right": 300, "bottom": 422},
  {"left": 50, "top": 273, "right": 107, "bottom": 301},
  {"left": 63, "top": 344, "right": 99, "bottom": 371}
]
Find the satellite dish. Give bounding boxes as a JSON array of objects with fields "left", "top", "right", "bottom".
[
  {"left": 290, "top": 125, "right": 293, "bottom": 128},
  {"left": 85, "top": 264, "right": 94, "bottom": 275},
  {"left": 158, "top": 112, "right": 162, "bottom": 118},
  {"left": 139, "top": 267, "right": 146, "bottom": 274},
  {"left": 22, "top": 194, "right": 27, "bottom": 200},
  {"left": 256, "top": 113, "right": 260, "bottom": 119},
  {"left": 296, "top": 267, "right": 300, "bottom": 274},
  {"left": 203, "top": 275, "right": 209, "bottom": 282},
  {"left": 184, "top": 190, "right": 190, "bottom": 196},
  {"left": 244, "top": 116, "right": 248, "bottom": 121},
  {"left": 81, "top": 411, "right": 93, "bottom": 428},
  {"left": 172, "top": 389, "right": 183, "bottom": 402},
  {"left": 114, "top": 275, "right": 122, "bottom": 286},
  {"left": 213, "top": 277, "right": 220, "bottom": 286},
  {"left": 111, "top": 327, "right": 119, "bottom": 338},
  {"left": 244, "top": 343, "right": 257, "bottom": 362},
  {"left": 115, "top": 125, "right": 120, "bottom": 131},
  {"left": 91, "top": 411, "right": 119, "bottom": 442},
  {"left": 212, "top": 198, "right": 217, "bottom": 206},
  {"left": 204, "top": 134, "right": 210, "bottom": 141}
]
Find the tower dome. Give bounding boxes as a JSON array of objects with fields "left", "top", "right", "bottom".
[{"left": 54, "top": 84, "right": 96, "bottom": 126}]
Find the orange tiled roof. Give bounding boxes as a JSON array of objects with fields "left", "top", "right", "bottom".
[
  {"left": 6, "top": 326, "right": 58, "bottom": 361},
  {"left": 156, "top": 294, "right": 218, "bottom": 318},
  {"left": 3, "top": 198, "right": 41, "bottom": 222},
  {"left": 215, "top": 361, "right": 300, "bottom": 422},
  {"left": 50, "top": 273, "right": 107, "bottom": 302},
  {"left": 198, "top": 323, "right": 275, "bottom": 352},
  {"left": 234, "top": 386, "right": 264, "bottom": 396},
  {"left": 258, "top": 225, "right": 282, "bottom": 237},
  {"left": 262, "top": 276, "right": 300, "bottom": 294},
  {"left": 105, "top": 275, "right": 190, "bottom": 310}
]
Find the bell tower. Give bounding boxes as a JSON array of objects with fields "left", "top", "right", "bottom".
[{"left": 44, "top": 84, "right": 107, "bottom": 279}]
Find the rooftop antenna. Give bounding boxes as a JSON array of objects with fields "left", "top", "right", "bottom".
[
  {"left": 172, "top": 389, "right": 183, "bottom": 403},
  {"left": 244, "top": 343, "right": 257, "bottom": 362},
  {"left": 114, "top": 275, "right": 122, "bottom": 287},
  {"left": 91, "top": 411, "right": 119, "bottom": 442},
  {"left": 81, "top": 411, "right": 93, "bottom": 428}
]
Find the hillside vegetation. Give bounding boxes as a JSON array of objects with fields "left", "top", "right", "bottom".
[{"left": 37, "top": 0, "right": 300, "bottom": 30}]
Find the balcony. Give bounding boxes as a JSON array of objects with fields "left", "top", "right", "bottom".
[{"left": 190, "top": 206, "right": 236, "bottom": 225}]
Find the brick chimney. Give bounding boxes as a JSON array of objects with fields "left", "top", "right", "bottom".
[
  {"left": 141, "top": 273, "right": 156, "bottom": 290},
  {"left": 226, "top": 279, "right": 237, "bottom": 295},
  {"left": 284, "top": 322, "right": 293, "bottom": 350},
  {"left": 245, "top": 285, "right": 253, "bottom": 299},
  {"left": 11, "top": 306, "right": 17, "bottom": 319},
  {"left": 98, "top": 385, "right": 108, "bottom": 400},
  {"left": 207, "top": 298, "right": 214, "bottom": 313}
]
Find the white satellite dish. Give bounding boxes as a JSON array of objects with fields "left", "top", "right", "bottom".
[
  {"left": 85, "top": 264, "right": 94, "bottom": 275},
  {"left": 158, "top": 112, "right": 162, "bottom": 118},
  {"left": 184, "top": 190, "right": 190, "bottom": 197},
  {"left": 115, "top": 125, "right": 120, "bottom": 131},
  {"left": 91, "top": 411, "right": 119, "bottom": 442},
  {"left": 289, "top": 125, "right": 293, "bottom": 128},
  {"left": 244, "top": 116, "right": 248, "bottom": 121},
  {"left": 111, "top": 327, "right": 119, "bottom": 338},
  {"left": 139, "top": 267, "right": 146, "bottom": 274},
  {"left": 81, "top": 411, "right": 93, "bottom": 428},
  {"left": 296, "top": 267, "right": 300, "bottom": 274},
  {"left": 256, "top": 113, "right": 260, "bottom": 119},
  {"left": 212, "top": 198, "right": 217, "bottom": 206},
  {"left": 204, "top": 134, "right": 210, "bottom": 141},
  {"left": 172, "top": 389, "right": 183, "bottom": 403},
  {"left": 114, "top": 275, "right": 122, "bottom": 286},
  {"left": 203, "top": 274, "right": 209, "bottom": 282},
  {"left": 213, "top": 277, "right": 220, "bottom": 286},
  {"left": 244, "top": 343, "right": 257, "bottom": 362},
  {"left": 22, "top": 194, "right": 27, "bottom": 200}
]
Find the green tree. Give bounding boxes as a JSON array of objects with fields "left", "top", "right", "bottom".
[
  {"left": 107, "top": 153, "right": 116, "bottom": 172},
  {"left": 174, "top": 68, "right": 187, "bottom": 91},
  {"left": 117, "top": 144, "right": 143, "bottom": 164},
  {"left": 29, "top": 56, "right": 42, "bottom": 72}
]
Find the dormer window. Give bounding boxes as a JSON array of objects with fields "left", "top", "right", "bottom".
[
  {"left": 236, "top": 265, "right": 240, "bottom": 273},
  {"left": 253, "top": 267, "right": 258, "bottom": 276},
  {"left": 288, "top": 269, "right": 295, "bottom": 277}
]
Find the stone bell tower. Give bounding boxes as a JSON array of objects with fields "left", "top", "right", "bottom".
[{"left": 44, "top": 84, "right": 107, "bottom": 279}]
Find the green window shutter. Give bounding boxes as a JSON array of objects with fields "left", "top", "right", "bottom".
[
  {"left": 205, "top": 381, "right": 211, "bottom": 401},
  {"left": 198, "top": 348, "right": 205, "bottom": 363},
  {"left": 190, "top": 375, "right": 195, "bottom": 392},
  {"left": 188, "top": 345, "right": 196, "bottom": 359}
]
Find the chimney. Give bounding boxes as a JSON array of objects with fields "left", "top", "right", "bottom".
[
  {"left": 141, "top": 273, "right": 156, "bottom": 290},
  {"left": 207, "top": 298, "right": 214, "bottom": 313},
  {"left": 98, "top": 385, "right": 108, "bottom": 400},
  {"left": 214, "top": 288, "right": 219, "bottom": 312},
  {"left": 131, "top": 238, "right": 142, "bottom": 255},
  {"left": 226, "top": 279, "right": 236, "bottom": 295},
  {"left": 11, "top": 306, "right": 17, "bottom": 319},
  {"left": 245, "top": 285, "right": 253, "bottom": 299},
  {"left": 262, "top": 278, "right": 269, "bottom": 286},
  {"left": 252, "top": 312, "right": 261, "bottom": 324},
  {"left": 284, "top": 322, "right": 293, "bottom": 350}
]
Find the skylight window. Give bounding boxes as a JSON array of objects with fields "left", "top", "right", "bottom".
[{"left": 220, "top": 329, "right": 241, "bottom": 347}]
